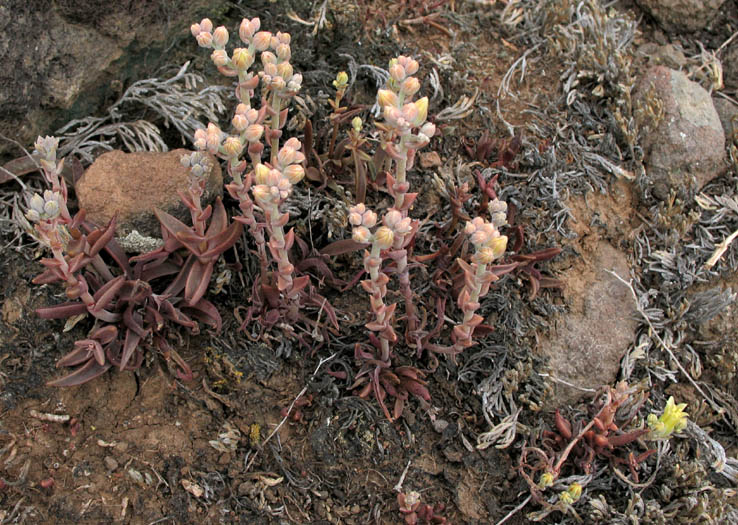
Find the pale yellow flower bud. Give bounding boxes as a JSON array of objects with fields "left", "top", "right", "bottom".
[
  {"left": 333, "top": 71, "right": 349, "bottom": 89},
  {"left": 261, "top": 51, "right": 277, "bottom": 65},
  {"left": 384, "top": 209, "right": 403, "bottom": 229},
  {"left": 222, "top": 136, "right": 243, "bottom": 158},
  {"left": 488, "top": 235, "right": 507, "bottom": 259},
  {"left": 277, "top": 62, "right": 293, "bottom": 80},
  {"left": 374, "top": 226, "right": 394, "bottom": 250},
  {"left": 254, "top": 163, "right": 270, "bottom": 185},
  {"left": 352, "top": 116, "right": 362, "bottom": 132},
  {"left": 283, "top": 164, "right": 304, "bottom": 185},
  {"left": 377, "top": 89, "right": 398, "bottom": 108},
  {"left": 232, "top": 48, "right": 253, "bottom": 70},
  {"left": 412, "top": 97, "right": 428, "bottom": 127}
]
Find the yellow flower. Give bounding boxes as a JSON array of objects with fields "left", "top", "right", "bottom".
[
  {"left": 648, "top": 396, "right": 688, "bottom": 439},
  {"left": 558, "top": 483, "right": 582, "bottom": 505},
  {"left": 333, "top": 71, "right": 349, "bottom": 90},
  {"left": 538, "top": 472, "right": 554, "bottom": 489}
]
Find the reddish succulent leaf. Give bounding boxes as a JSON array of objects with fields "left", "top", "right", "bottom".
[
  {"left": 206, "top": 198, "right": 227, "bottom": 236},
  {"left": 47, "top": 360, "right": 112, "bottom": 387},
  {"left": 200, "top": 221, "right": 243, "bottom": 260},
  {"left": 155, "top": 208, "right": 192, "bottom": 239},
  {"left": 56, "top": 345, "right": 96, "bottom": 368},
  {"left": 37, "top": 302, "right": 88, "bottom": 319},
  {"left": 320, "top": 239, "right": 368, "bottom": 256},
  {"left": 185, "top": 298, "right": 222, "bottom": 332},
  {"left": 184, "top": 260, "right": 214, "bottom": 306},
  {"left": 91, "top": 275, "right": 125, "bottom": 313},
  {"left": 119, "top": 329, "right": 142, "bottom": 371},
  {"left": 88, "top": 217, "right": 117, "bottom": 257},
  {"left": 33, "top": 268, "right": 63, "bottom": 285}
]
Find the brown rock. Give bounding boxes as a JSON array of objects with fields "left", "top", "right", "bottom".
[
  {"left": 635, "top": 66, "right": 725, "bottom": 201},
  {"left": 540, "top": 242, "right": 638, "bottom": 406},
  {"left": 635, "top": 0, "right": 725, "bottom": 33},
  {"left": 419, "top": 151, "right": 442, "bottom": 168},
  {"left": 75, "top": 149, "right": 223, "bottom": 239}
]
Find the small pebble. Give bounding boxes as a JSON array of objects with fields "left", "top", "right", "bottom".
[{"left": 104, "top": 456, "right": 118, "bottom": 471}]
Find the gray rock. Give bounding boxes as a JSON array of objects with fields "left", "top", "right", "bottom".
[
  {"left": 0, "top": 0, "right": 227, "bottom": 158},
  {"left": 540, "top": 242, "right": 638, "bottom": 406},
  {"left": 713, "top": 98, "right": 738, "bottom": 140},
  {"left": 104, "top": 456, "right": 119, "bottom": 471},
  {"left": 635, "top": 0, "right": 725, "bottom": 33},
  {"left": 635, "top": 66, "right": 725, "bottom": 200},
  {"left": 75, "top": 149, "right": 223, "bottom": 241}
]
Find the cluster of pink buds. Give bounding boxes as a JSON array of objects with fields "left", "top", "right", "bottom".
[
  {"left": 376, "top": 56, "right": 436, "bottom": 212},
  {"left": 453, "top": 217, "right": 508, "bottom": 351},
  {"left": 349, "top": 205, "right": 414, "bottom": 361},
  {"left": 189, "top": 16, "right": 309, "bottom": 313}
]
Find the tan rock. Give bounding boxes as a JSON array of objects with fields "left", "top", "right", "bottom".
[
  {"left": 419, "top": 151, "right": 442, "bottom": 168},
  {"left": 75, "top": 149, "right": 223, "bottom": 240}
]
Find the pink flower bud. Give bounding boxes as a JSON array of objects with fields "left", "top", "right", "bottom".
[
  {"left": 190, "top": 23, "right": 202, "bottom": 37},
  {"left": 239, "top": 18, "right": 257, "bottom": 42},
  {"left": 252, "top": 31, "right": 272, "bottom": 51},
  {"left": 404, "top": 58, "right": 419, "bottom": 76},
  {"left": 211, "top": 49, "right": 229, "bottom": 67},
  {"left": 243, "top": 124, "right": 264, "bottom": 142},
  {"left": 263, "top": 62, "right": 278, "bottom": 77},
  {"left": 194, "top": 128, "right": 207, "bottom": 150},
  {"left": 420, "top": 122, "right": 436, "bottom": 138},
  {"left": 400, "top": 77, "right": 420, "bottom": 97},
  {"left": 196, "top": 32, "right": 213, "bottom": 48},
  {"left": 276, "top": 32, "right": 291, "bottom": 45},
  {"left": 348, "top": 211, "right": 363, "bottom": 226},
  {"left": 284, "top": 137, "right": 301, "bottom": 150},
  {"left": 384, "top": 209, "right": 403, "bottom": 229},
  {"left": 276, "top": 43, "right": 291, "bottom": 61},
  {"left": 199, "top": 18, "right": 213, "bottom": 33},
  {"left": 401, "top": 103, "right": 419, "bottom": 124},
  {"left": 283, "top": 164, "right": 304, "bottom": 184},
  {"left": 277, "top": 146, "right": 296, "bottom": 166},
  {"left": 352, "top": 226, "right": 371, "bottom": 244},
  {"left": 232, "top": 48, "right": 253, "bottom": 70},
  {"left": 245, "top": 108, "right": 259, "bottom": 123},
  {"left": 287, "top": 74, "right": 302, "bottom": 92},
  {"left": 252, "top": 184, "right": 271, "bottom": 203},
  {"left": 232, "top": 114, "right": 248, "bottom": 131},
  {"left": 212, "top": 26, "right": 229, "bottom": 47},
  {"left": 389, "top": 63, "right": 406, "bottom": 82},
  {"left": 363, "top": 210, "right": 377, "bottom": 228}
]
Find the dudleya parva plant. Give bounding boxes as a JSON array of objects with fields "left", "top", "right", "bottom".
[{"left": 22, "top": 15, "right": 529, "bottom": 421}]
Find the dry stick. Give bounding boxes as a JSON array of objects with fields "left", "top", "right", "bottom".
[
  {"left": 494, "top": 495, "right": 532, "bottom": 525},
  {"left": 244, "top": 353, "right": 337, "bottom": 472},
  {"left": 606, "top": 270, "right": 725, "bottom": 416},
  {"left": 703, "top": 227, "right": 738, "bottom": 270}
]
